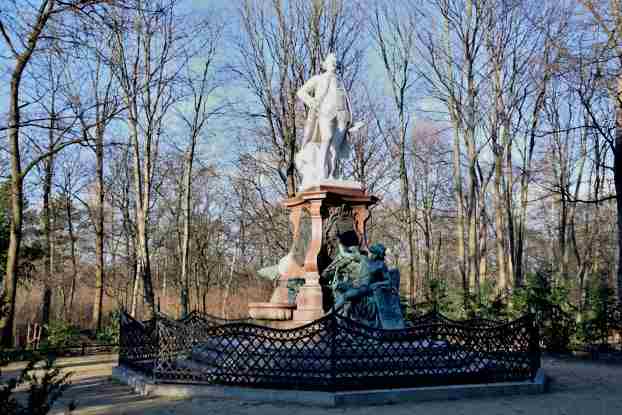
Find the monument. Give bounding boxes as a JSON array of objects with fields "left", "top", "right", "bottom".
[
  {"left": 249, "top": 53, "right": 379, "bottom": 325},
  {"left": 115, "top": 53, "right": 543, "bottom": 407}
]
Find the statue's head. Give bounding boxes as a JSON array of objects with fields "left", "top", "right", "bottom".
[
  {"left": 321, "top": 53, "right": 337, "bottom": 72},
  {"left": 368, "top": 243, "right": 386, "bottom": 260}
]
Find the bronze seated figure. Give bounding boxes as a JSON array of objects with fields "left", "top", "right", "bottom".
[{"left": 324, "top": 243, "right": 405, "bottom": 329}]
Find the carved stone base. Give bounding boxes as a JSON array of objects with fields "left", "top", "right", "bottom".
[
  {"left": 284, "top": 185, "right": 378, "bottom": 322},
  {"left": 248, "top": 302, "right": 296, "bottom": 320},
  {"left": 300, "top": 179, "right": 363, "bottom": 192},
  {"left": 248, "top": 183, "right": 378, "bottom": 323},
  {"left": 268, "top": 280, "right": 290, "bottom": 303},
  {"left": 292, "top": 274, "right": 324, "bottom": 321}
]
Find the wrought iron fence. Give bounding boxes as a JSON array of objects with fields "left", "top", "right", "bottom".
[
  {"left": 0, "top": 343, "right": 118, "bottom": 365},
  {"left": 407, "top": 301, "right": 618, "bottom": 354},
  {"left": 119, "top": 310, "right": 540, "bottom": 391}
]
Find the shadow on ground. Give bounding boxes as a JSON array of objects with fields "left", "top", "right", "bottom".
[{"left": 43, "top": 355, "right": 622, "bottom": 415}]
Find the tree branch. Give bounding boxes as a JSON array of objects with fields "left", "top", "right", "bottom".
[
  {"left": 22, "top": 138, "right": 86, "bottom": 178},
  {"left": 0, "top": 18, "right": 18, "bottom": 58}
]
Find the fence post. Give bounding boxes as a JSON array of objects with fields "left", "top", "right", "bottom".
[
  {"left": 153, "top": 313, "right": 158, "bottom": 384},
  {"left": 119, "top": 310, "right": 125, "bottom": 366},
  {"left": 330, "top": 313, "right": 337, "bottom": 392},
  {"left": 602, "top": 299, "right": 609, "bottom": 351},
  {"left": 529, "top": 312, "right": 541, "bottom": 378}
]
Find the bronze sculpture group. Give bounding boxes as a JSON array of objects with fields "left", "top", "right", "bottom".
[{"left": 323, "top": 242, "right": 405, "bottom": 329}]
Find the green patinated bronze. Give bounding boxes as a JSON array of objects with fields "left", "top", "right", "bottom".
[{"left": 323, "top": 243, "right": 405, "bottom": 329}]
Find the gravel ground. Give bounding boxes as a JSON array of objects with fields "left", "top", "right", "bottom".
[{"left": 7, "top": 354, "right": 616, "bottom": 415}]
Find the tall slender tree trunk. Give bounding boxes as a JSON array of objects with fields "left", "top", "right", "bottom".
[
  {"left": 398, "top": 121, "right": 415, "bottom": 305},
  {"left": 451, "top": 125, "right": 467, "bottom": 301},
  {"left": 130, "top": 269, "right": 140, "bottom": 318},
  {"left": 465, "top": 76, "right": 479, "bottom": 294},
  {"left": 516, "top": 72, "right": 548, "bottom": 287},
  {"left": 41, "top": 112, "right": 56, "bottom": 327},
  {"left": 127, "top": 108, "right": 155, "bottom": 318},
  {"left": 41, "top": 168, "right": 53, "bottom": 326},
  {"left": 503, "top": 126, "right": 515, "bottom": 287},
  {"left": 443, "top": 12, "right": 467, "bottom": 305},
  {"left": 493, "top": 156, "right": 507, "bottom": 293},
  {"left": 221, "top": 241, "right": 240, "bottom": 319},
  {"left": 1, "top": 0, "right": 55, "bottom": 348},
  {"left": 615, "top": 75, "right": 622, "bottom": 299},
  {"left": 65, "top": 193, "right": 78, "bottom": 317},
  {"left": 490, "top": 56, "right": 508, "bottom": 294},
  {"left": 2, "top": 73, "right": 27, "bottom": 347},
  {"left": 180, "top": 145, "right": 194, "bottom": 318},
  {"left": 92, "top": 124, "right": 105, "bottom": 330}
]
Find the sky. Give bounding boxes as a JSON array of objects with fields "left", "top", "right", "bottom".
[{"left": 0, "top": 0, "right": 444, "bottom": 185}]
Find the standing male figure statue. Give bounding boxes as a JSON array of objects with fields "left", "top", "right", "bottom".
[{"left": 295, "top": 53, "right": 362, "bottom": 189}]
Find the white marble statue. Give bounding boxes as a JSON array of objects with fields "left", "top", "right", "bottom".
[{"left": 295, "top": 53, "right": 363, "bottom": 190}]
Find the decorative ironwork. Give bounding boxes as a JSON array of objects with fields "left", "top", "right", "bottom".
[
  {"left": 118, "top": 312, "right": 158, "bottom": 375},
  {"left": 0, "top": 343, "right": 118, "bottom": 365},
  {"left": 408, "top": 301, "right": 577, "bottom": 353},
  {"left": 119, "top": 309, "right": 540, "bottom": 391}
]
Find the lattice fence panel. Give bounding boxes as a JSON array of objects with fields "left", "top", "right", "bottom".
[
  {"left": 120, "top": 310, "right": 540, "bottom": 391},
  {"left": 331, "top": 314, "right": 537, "bottom": 390},
  {"left": 119, "top": 312, "right": 158, "bottom": 375}
]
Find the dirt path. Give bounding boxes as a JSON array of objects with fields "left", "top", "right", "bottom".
[{"left": 28, "top": 354, "right": 622, "bottom": 414}]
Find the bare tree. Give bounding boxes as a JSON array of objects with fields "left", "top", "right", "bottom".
[
  {"left": 177, "top": 24, "right": 221, "bottom": 317},
  {"left": 65, "top": 35, "right": 121, "bottom": 329},
  {"left": 105, "top": 0, "right": 192, "bottom": 317},
  {"left": 0, "top": 0, "right": 102, "bottom": 346},
  {"left": 417, "top": 0, "right": 489, "bottom": 304},
  {"left": 575, "top": 0, "right": 622, "bottom": 298},
  {"left": 369, "top": 0, "right": 419, "bottom": 304}
]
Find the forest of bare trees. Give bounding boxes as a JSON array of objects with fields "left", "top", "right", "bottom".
[{"left": 0, "top": 0, "right": 621, "bottom": 348}]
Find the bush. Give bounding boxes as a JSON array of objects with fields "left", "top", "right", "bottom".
[
  {"left": 41, "top": 320, "right": 80, "bottom": 350},
  {"left": 463, "top": 278, "right": 509, "bottom": 320},
  {"left": 0, "top": 296, "right": 74, "bottom": 414},
  {"left": 511, "top": 268, "right": 572, "bottom": 315},
  {"left": 512, "top": 268, "right": 576, "bottom": 352},
  {"left": 579, "top": 278, "right": 617, "bottom": 349},
  {"left": 403, "top": 278, "right": 460, "bottom": 320},
  {"left": 95, "top": 310, "right": 120, "bottom": 344}
]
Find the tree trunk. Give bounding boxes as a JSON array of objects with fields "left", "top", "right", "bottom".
[
  {"left": 41, "top": 111, "right": 56, "bottom": 327},
  {"left": 0, "top": 0, "right": 55, "bottom": 348},
  {"left": 135, "top": 208, "right": 155, "bottom": 317},
  {"left": 180, "top": 145, "right": 194, "bottom": 318},
  {"left": 41, "top": 155, "right": 53, "bottom": 326},
  {"left": 493, "top": 154, "right": 507, "bottom": 293},
  {"left": 399, "top": 123, "right": 415, "bottom": 305},
  {"left": 615, "top": 75, "right": 622, "bottom": 299},
  {"left": 92, "top": 124, "right": 105, "bottom": 331},
  {"left": 128, "top": 110, "right": 155, "bottom": 318},
  {"left": 490, "top": 56, "right": 507, "bottom": 294},
  {"left": 1, "top": 73, "right": 27, "bottom": 347},
  {"left": 66, "top": 194, "right": 78, "bottom": 318},
  {"left": 130, "top": 269, "right": 140, "bottom": 318},
  {"left": 451, "top": 126, "right": 468, "bottom": 303}
]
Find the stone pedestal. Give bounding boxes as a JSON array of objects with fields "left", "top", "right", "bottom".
[
  {"left": 247, "top": 182, "right": 378, "bottom": 325},
  {"left": 283, "top": 183, "right": 378, "bottom": 322},
  {"left": 248, "top": 302, "right": 295, "bottom": 321}
]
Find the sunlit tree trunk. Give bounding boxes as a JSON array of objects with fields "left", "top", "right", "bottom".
[{"left": 1, "top": 0, "right": 55, "bottom": 347}]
